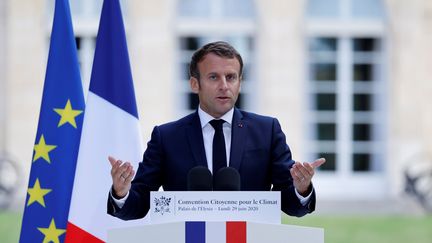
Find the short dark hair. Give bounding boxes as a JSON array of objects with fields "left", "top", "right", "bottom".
[{"left": 189, "top": 41, "right": 244, "bottom": 80}]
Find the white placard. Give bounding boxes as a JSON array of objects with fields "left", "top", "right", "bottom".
[{"left": 149, "top": 191, "right": 281, "bottom": 224}]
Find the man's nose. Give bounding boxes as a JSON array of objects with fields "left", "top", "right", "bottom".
[{"left": 219, "top": 78, "right": 228, "bottom": 89}]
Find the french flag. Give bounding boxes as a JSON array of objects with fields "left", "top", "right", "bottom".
[
  {"left": 186, "top": 221, "right": 246, "bottom": 243},
  {"left": 65, "top": 0, "right": 147, "bottom": 242},
  {"left": 108, "top": 221, "right": 324, "bottom": 242},
  {"left": 107, "top": 221, "right": 247, "bottom": 243}
]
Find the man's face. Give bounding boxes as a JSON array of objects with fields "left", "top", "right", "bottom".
[{"left": 190, "top": 53, "right": 242, "bottom": 118}]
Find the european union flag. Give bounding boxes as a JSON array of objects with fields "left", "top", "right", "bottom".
[{"left": 19, "top": 0, "right": 85, "bottom": 242}]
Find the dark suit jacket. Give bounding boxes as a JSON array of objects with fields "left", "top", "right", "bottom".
[{"left": 108, "top": 108, "right": 315, "bottom": 220}]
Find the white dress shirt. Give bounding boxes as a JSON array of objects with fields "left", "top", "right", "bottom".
[{"left": 198, "top": 106, "right": 233, "bottom": 173}]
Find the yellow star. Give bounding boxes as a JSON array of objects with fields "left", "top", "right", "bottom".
[
  {"left": 53, "top": 99, "right": 83, "bottom": 128},
  {"left": 27, "top": 178, "right": 52, "bottom": 207},
  {"left": 37, "top": 218, "right": 66, "bottom": 243},
  {"left": 33, "top": 135, "right": 57, "bottom": 163}
]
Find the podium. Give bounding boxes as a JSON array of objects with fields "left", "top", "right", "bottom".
[{"left": 107, "top": 191, "right": 324, "bottom": 243}]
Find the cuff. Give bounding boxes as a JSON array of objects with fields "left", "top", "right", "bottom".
[
  {"left": 110, "top": 188, "right": 129, "bottom": 208},
  {"left": 295, "top": 187, "right": 314, "bottom": 206}
]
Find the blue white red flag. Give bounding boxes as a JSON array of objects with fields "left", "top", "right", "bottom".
[
  {"left": 65, "top": 0, "right": 145, "bottom": 242},
  {"left": 185, "top": 221, "right": 247, "bottom": 243}
]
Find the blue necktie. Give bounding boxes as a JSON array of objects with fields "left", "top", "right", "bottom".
[{"left": 210, "top": 119, "right": 227, "bottom": 174}]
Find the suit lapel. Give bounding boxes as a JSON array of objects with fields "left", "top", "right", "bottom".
[
  {"left": 186, "top": 111, "right": 208, "bottom": 167},
  {"left": 229, "top": 108, "right": 247, "bottom": 171}
]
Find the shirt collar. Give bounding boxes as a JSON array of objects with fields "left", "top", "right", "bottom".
[{"left": 198, "top": 106, "right": 234, "bottom": 129}]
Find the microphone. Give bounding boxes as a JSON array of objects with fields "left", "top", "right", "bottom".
[
  {"left": 187, "top": 166, "right": 213, "bottom": 191},
  {"left": 213, "top": 167, "right": 241, "bottom": 191}
]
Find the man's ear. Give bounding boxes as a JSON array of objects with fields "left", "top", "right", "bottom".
[{"left": 190, "top": 77, "right": 199, "bottom": 94}]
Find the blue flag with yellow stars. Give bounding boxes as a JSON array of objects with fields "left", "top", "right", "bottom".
[{"left": 19, "top": 0, "right": 85, "bottom": 242}]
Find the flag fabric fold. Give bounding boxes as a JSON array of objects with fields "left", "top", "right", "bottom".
[
  {"left": 19, "top": 0, "right": 85, "bottom": 242},
  {"left": 66, "top": 0, "right": 145, "bottom": 242}
]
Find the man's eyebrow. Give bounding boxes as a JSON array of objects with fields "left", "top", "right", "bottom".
[{"left": 226, "top": 72, "right": 238, "bottom": 76}]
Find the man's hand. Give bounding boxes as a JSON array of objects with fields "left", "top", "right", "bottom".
[
  {"left": 290, "top": 158, "right": 326, "bottom": 196},
  {"left": 108, "top": 156, "right": 135, "bottom": 199}
]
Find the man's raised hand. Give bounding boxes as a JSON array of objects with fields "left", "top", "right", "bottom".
[
  {"left": 108, "top": 156, "right": 135, "bottom": 199},
  {"left": 290, "top": 158, "right": 326, "bottom": 196}
]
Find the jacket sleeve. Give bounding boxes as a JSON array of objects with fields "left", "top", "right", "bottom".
[
  {"left": 107, "top": 126, "right": 164, "bottom": 220},
  {"left": 269, "top": 118, "right": 316, "bottom": 217}
]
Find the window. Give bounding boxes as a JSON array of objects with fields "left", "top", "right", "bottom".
[
  {"left": 307, "top": 0, "right": 341, "bottom": 18},
  {"left": 353, "top": 94, "right": 371, "bottom": 111},
  {"left": 308, "top": 36, "right": 384, "bottom": 173},
  {"left": 177, "top": 0, "right": 256, "bottom": 112},
  {"left": 317, "top": 123, "right": 337, "bottom": 140},
  {"left": 306, "top": 0, "right": 386, "bottom": 174},
  {"left": 75, "top": 36, "right": 96, "bottom": 95},
  {"left": 307, "top": 0, "right": 385, "bottom": 19},
  {"left": 46, "top": 0, "right": 129, "bottom": 95},
  {"left": 178, "top": 0, "right": 255, "bottom": 18},
  {"left": 318, "top": 152, "right": 337, "bottom": 171},
  {"left": 308, "top": 37, "right": 339, "bottom": 171},
  {"left": 316, "top": 93, "right": 337, "bottom": 110}
]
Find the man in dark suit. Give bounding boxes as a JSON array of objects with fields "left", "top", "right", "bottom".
[{"left": 107, "top": 41, "right": 325, "bottom": 220}]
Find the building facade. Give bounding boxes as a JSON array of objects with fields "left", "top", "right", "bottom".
[{"left": 2, "top": 0, "right": 432, "bottom": 209}]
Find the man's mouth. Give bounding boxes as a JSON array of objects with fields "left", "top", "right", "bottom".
[{"left": 217, "top": 96, "right": 230, "bottom": 101}]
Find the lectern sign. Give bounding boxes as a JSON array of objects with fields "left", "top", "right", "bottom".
[{"left": 150, "top": 191, "right": 281, "bottom": 224}]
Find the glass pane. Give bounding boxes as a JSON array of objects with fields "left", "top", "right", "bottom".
[
  {"left": 351, "top": 0, "right": 385, "bottom": 19},
  {"left": 223, "top": 0, "right": 255, "bottom": 18},
  {"left": 188, "top": 93, "right": 199, "bottom": 110},
  {"left": 235, "top": 93, "right": 243, "bottom": 108},
  {"left": 182, "top": 63, "right": 190, "bottom": 80},
  {"left": 307, "top": 0, "right": 341, "bottom": 18},
  {"left": 247, "top": 36, "right": 255, "bottom": 52},
  {"left": 353, "top": 38, "right": 377, "bottom": 52},
  {"left": 353, "top": 153, "right": 371, "bottom": 171},
  {"left": 242, "top": 64, "right": 249, "bottom": 81},
  {"left": 309, "top": 38, "right": 337, "bottom": 51},
  {"left": 317, "top": 153, "right": 336, "bottom": 171},
  {"left": 353, "top": 94, "right": 372, "bottom": 111},
  {"left": 178, "top": 0, "right": 255, "bottom": 18},
  {"left": 317, "top": 123, "right": 336, "bottom": 140},
  {"left": 178, "top": 0, "right": 211, "bottom": 17},
  {"left": 353, "top": 64, "right": 373, "bottom": 81},
  {"left": 92, "top": 0, "right": 104, "bottom": 16},
  {"left": 180, "top": 37, "right": 200, "bottom": 51},
  {"left": 69, "top": 0, "right": 85, "bottom": 16},
  {"left": 226, "top": 36, "right": 252, "bottom": 59},
  {"left": 312, "top": 64, "right": 337, "bottom": 81},
  {"left": 75, "top": 37, "right": 82, "bottom": 50},
  {"left": 316, "top": 93, "right": 336, "bottom": 111},
  {"left": 353, "top": 124, "right": 371, "bottom": 141}
]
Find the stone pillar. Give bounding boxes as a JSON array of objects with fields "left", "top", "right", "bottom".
[
  {"left": 0, "top": 0, "right": 7, "bottom": 153},
  {"left": 128, "top": 0, "right": 176, "bottom": 140},
  {"left": 385, "top": 0, "right": 432, "bottom": 195},
  {"left": 255, "top": 0, "right": 306, "bottom": 157},
  {"left": 8, "top": 0, "right": 46, "bottom": 205}
]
